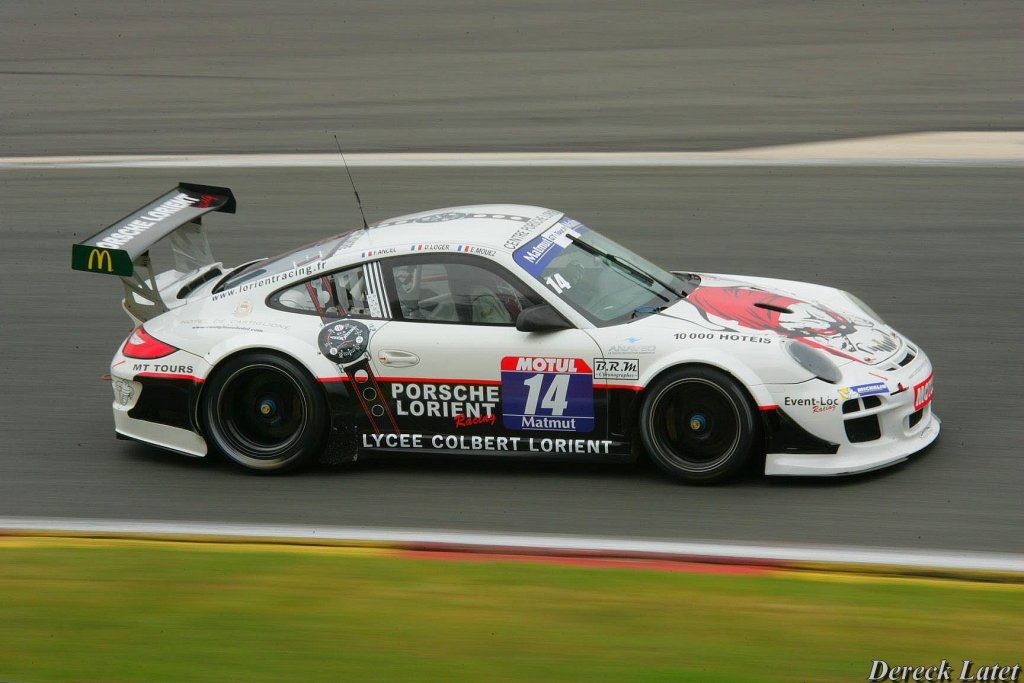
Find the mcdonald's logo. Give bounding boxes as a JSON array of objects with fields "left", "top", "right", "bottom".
[
  {"left": 87, "top": 248, "right": 114, "bottom": 272},
  {"left": 72, "top": 243, "right": 132, "bottom": 276}
]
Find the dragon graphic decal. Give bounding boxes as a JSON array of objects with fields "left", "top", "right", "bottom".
[{"left": 687, "top": 285, "right": 896, "bottom": 362}]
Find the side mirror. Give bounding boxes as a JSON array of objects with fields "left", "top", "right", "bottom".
[{"left": 516, "top": 304, "right": 572, "bottom": 332}]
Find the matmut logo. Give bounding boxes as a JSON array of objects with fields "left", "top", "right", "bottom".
[
  {"left": 501, "top": 356, "right": 591, "bottom": 374},
  {"left": 913, "top": 372, "right": 935, "bottom": 410}
]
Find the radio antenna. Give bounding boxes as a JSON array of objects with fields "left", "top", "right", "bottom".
[{"left": 332, "top": 133, "right": 369, "bottom": 230}]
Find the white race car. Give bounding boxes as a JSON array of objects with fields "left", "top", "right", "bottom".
[{"left": 73, "top": 184, "right": 939, "bottom": 482}]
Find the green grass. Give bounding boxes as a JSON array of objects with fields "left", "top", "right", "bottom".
[{"left": 0, "top": 539, "right": 1020, "bottom": 682}]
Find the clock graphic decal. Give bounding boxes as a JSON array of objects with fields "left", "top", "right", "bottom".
[
  {"left": 318, "top": 320, "right": 371, "bottom": 365},
  {"left": 318, "top": 320, "right": 399, "bottom": 434}
]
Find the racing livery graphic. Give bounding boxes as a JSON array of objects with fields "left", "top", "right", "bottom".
[
  {"left": 74, "top": 186, "right": 939, "bottom": 482},
  {"left": 318, "top": 320, "right": 400, "bottom": 434},
  {"left": 687, "top": 285, "right": 896, "bottom": 363}
]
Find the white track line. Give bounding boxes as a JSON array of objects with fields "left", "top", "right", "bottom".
[
  {"left": 2, "top": 518, "right": 1022, "bottom": 573},
  {"left": 2, "top": 132, "right": 1022, "bottom": 169}
]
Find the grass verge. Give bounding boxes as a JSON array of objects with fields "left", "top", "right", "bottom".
[{"left": 1, "top": 537, "right": 1020, "bottom": 682}]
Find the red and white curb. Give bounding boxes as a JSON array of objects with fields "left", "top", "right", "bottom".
[{"left": 2, "top": 517, "right": 1022, "bottom": 576}]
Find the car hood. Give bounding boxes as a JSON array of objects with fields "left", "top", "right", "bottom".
[{"left": 659, "top": 272, "right": 906, "bottom": 366}]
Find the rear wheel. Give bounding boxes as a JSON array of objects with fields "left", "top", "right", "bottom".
[
  {"left": 201, "top": 352, "right": 327, "bottom": 472},
  {"left": 639, "top": 366, "right": 757, "bottom": 484}
]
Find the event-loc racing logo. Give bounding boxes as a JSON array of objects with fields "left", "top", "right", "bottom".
[{"left": 784, "top": 396, "right": 839, "bottom": 413}]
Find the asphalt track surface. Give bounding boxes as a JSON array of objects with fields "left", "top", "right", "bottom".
[
  {"left": 1, "top": 2, "right": 1021, "bottom": 554},
  {"left": 1, "top": 167, "right": 1021, "bottom": 553}
]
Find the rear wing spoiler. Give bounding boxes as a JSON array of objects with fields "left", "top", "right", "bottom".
[{"left": 71, "top": 183, "right": 236, "bottom": 321}]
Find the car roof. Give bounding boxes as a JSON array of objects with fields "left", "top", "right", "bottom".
[
  {"left": 366, "top": 204, "right": 564, "bottom": 253},
  {"left": 213, "top": 205, "right": 566, "bottom": 298}
]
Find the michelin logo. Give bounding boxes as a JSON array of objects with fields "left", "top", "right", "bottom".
[{"left": 838, "top": 382, "right": 888, "bottom": 400}]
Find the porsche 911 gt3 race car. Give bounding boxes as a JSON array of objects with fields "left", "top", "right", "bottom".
[{"left": 73, "top": 184, "right": 939, "bottom": 482}]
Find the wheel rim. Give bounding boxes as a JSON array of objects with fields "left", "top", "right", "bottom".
[
  {"left": 650, "top": 378, "right": 742, "bottom": 473},
  {"left": 216, "top": 364, "right": 307, "bottom": 459}
]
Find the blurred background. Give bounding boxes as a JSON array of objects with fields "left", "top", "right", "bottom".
[
  {"left": 0, "top": 1, "right": 1021, "bottom": 552},
  {"left": 2, "top": 1, "right": 1020, "bottom": 154}
]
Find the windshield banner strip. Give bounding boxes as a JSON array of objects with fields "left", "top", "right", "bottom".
[{"left": 513, "top": 217, "right": 587, "bottom": 277}]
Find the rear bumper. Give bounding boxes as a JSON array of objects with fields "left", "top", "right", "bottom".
[
  {"left": 110, "top": 351, "right": 209, "bottom": 457},
  {"left": 114, "top": 408, "right": 208, "bottom": 457},
  {"left": 765, "top": 411, "right": 939, "bottom": 476}
]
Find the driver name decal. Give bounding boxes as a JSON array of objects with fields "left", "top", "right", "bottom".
[{"left": 501, "top": 356, "right": 594, "bottom": 432}]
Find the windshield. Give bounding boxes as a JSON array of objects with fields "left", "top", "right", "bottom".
[
  {"left": 513, "top": 216, "right": 684, "bottom": 325},
  {"left": 215, "top": 229, "right": 362, "bottom": 293}
]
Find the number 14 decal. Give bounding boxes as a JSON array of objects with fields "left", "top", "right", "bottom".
[
  {"left": 544, "top": 273, "right": 572, "bottom": 294},
  {"left": 500, "top": 357, "right": 595, "bottom": 433},
  {"left": 522, "top": 373, "right": 570, "bottom": 415}
]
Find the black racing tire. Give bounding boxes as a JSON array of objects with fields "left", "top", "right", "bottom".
[
  {"left": 201, "top": 351, "right": 328, "bottom": 473},
  {"left": 639, "top": 366, "right": 757, "bottom": 484}
]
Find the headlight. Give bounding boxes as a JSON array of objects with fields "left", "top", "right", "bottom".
[
  {"left": 785, "top": 340, "right": 842, "bottom": 384},
  {"left": 843, "top": 291, "right": 885, "bottom": 324}
]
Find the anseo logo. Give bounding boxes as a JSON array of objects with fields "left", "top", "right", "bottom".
[
  {"left": 913, "top": 372, "right": 935, "bottom": 410},
  {"left": 87, "top": 248, "right": 114, "bottom": 272}
]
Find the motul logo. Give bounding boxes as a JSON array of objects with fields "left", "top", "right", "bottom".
[
  {"left": 516, "top": 357, "right": 575, "bottom": 373},
  {"left": 913, "top": 372, "right": 935, "bottom": 410},
  {"left": 501, "top": 356, "right": 591, "bottom": 374}
]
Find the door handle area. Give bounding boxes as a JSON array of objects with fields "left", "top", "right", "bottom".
[{"left": 378, "top": 349, "right": 420, "bottom": 367}]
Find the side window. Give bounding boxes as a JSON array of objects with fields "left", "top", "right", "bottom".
[
  {"left": 270, "top": 263, "right": 386, "bottom": 319},
  {"left": 388, "top": 256, "right": 536, "bottom": 326}
]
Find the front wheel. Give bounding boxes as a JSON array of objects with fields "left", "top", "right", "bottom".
[
  {"left": 201, "top": 352, "right": 328, "bottom": 473},
  {"left": 639, "top": 366, "right": 757, "bottom": 484}
]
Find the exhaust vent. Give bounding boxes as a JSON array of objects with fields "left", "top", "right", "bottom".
[{"left": 177, "top": 267, "right": 222, "bottom": 299}]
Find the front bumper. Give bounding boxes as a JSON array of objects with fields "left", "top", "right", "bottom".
[
  {"left": 762, "top": 350, "right": 939, "bottom": 476},
  {"left": 765, "top": 412, "right": 939, "bottom": 476}
]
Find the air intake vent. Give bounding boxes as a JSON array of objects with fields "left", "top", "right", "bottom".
[
  {"left": 908, "top": 408, "right": 923, "bottom": 428},
  {"left": 754, "top": 302, "right": 793, "bottom": 314},
  {"left": 898, "top": 352, "right": 916, "bottom": 367},
  {"left": 862, "top": 395, "right": 882, "bottom": 409},
  {"left": 845, "top": 415, "right": 881, "bottom": 443},
  {"left": 177, "top": 268, "right": 223, "bottom": 299}
]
